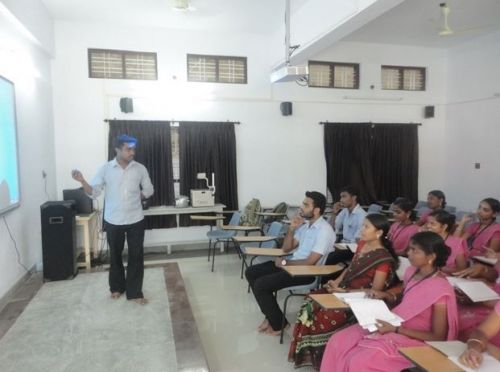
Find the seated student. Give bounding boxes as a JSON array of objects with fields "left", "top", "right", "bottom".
[
  {"left": 425, "top": 210, "right": 468, "bottom": 274},
  {"left": 327, "top": 186, "right": 367, "bottom": 264},
  {"left": 245, "top": 191, "right": 335, "bottom": 336},
  {"left": 417, "top": 190, "right": 446, "bottom": 226},
  {"left": 459, "top": 301, "right": 500, "bottom": 369},
  {"left": 454, "top": 197, "right": 500, "bottom": 257},
  {"left": 288, "top": 214, "right": 398, "bottom": 369},
  {"left": 320, "top": 232, "right": 458, "bottom": 372},
  {"left": 388, "top": 197, "right": 419, "bottom": 255},
  {"left": 453, "top": 252, "right": 500, "bottom": 345}
]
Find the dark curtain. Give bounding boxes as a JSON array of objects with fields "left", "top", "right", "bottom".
[
  {"left": 178, "top": 122, "right": 238, "bottom": 226},
  {"left": 324, "top": 123, "right": 418, "bottom": 205},
  {"left": 108, "top": 120, "right": 176, "bottom": 229}
]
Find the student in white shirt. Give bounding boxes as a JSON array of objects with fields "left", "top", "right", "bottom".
[
  {"left": 245, "top": 191, "right": 335, "bottom": 335},
  {"left": 327, "top": 186, "right": 367, "bottom": 266}
]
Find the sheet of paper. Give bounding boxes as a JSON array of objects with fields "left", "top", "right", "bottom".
[
  {"left": 448, "top": 354, "right": 500, "bottom": 372},
  {"left": 426, "top": 341, "right": 466, "bottom": 357},
  {"left": 333, "top": 292, "right": 366, "bottom": 302},
  {"left": 346, "top": 299, "right": 403, "bottom": 330},
  {"left": 396, "top": 256, "right": 411, "bottom": 281},
  {"left": 447, "top": 277, "right": 500, "bottom": 302},
  {"left": 473, "top": 256, "right": 498, "bottom": 266}
]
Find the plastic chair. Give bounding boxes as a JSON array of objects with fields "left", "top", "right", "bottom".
[
  {"left": 455, "top": 211, "right": 477, "bottom": 227},
  {"left": 240, "top": 221, "right": 286, "bottom": 280},
  {"left": 367, "top": 204, "right": 383, "bottom": 214},
  {"left": 416, "top": 207, "right": 431, "bottom": 218},
  {"left": 415, "top": 200, "right": 427, "bottom": 209},
  {"left": 207, "top": 211, "right": 241, "bottom": 272},
  {"left": 444, "top": 205, "right": 457, "bottom": 214},
  {"left": 277, "top": 252, "right": 331, "bottom": 344}
]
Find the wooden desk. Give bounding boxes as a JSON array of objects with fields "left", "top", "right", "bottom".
[
  {"left": 75, "top": 212, "right": 99, "bottom": 271},
  {"left": 244, "top": 247, "right": 287, "bottom": 256},
  {"left": 282, "top": 265, "right": 343, "bottom": 277},
  {"left": 222, "top": 225, "right": 262, "bottom": 235},
  {"left": 399, "top": 346, "right": 463, "bottom": 372},
  {"left": 233, "top": 235, "right": 278, "bottom": 243},
  {"left": 233, "top": 235, "right": 279, "bottom": 278},
  {"left": 309, "top": 293, "right": 350, "bottom": 309},
  {"left": 255, "top": 212, "right": 287, "bottom": 217},
  {"left": 190, "top": 215, "right": 225, "bottom": 222}
]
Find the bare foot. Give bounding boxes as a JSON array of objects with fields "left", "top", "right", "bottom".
[
  {"left": 129, "top": 297, "right": 148, "bottom": 305},
  {"left": 257, "top": 319, "right": 270, "bottom": 332},
  {"left": 110, "top": 292, "right": 122, "bottom": 299},
  {"left": 264, "top": 323, "right": 289, "bottom": 337}
]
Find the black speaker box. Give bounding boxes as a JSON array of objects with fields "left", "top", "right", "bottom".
[
  {"left": 424, "top": 105, "right": 434, "bottom": 118},
  {"left": 280, "top": 102, "right": 292, "bottom": 116},
  {"left": 41, "top": 201, "right": 78, "bottom": 281},
  {"left": 119, "top": 97, "right": 134, "bottom": 113}
]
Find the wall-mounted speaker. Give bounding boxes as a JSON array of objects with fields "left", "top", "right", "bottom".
[
  {"left": 424, "top": 105, "right": 434, "bottom": 118},
  {"left": 119, "top": 97, "right": 134, "bottom": 113},
  {"left": 280, "top": 102, "right": 292, "bottom": 116}
]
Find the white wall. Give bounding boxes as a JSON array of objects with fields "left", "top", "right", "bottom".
[
  {"left": 52, "top": 22, "right": 448, "bottom": 211},
  {"left": 444, "top": 30, "right": 500, "bottom": 211},
  {"left": 0, "top": 1, "right": 55, "bottom": 300}
]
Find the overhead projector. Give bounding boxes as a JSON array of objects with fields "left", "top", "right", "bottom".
[{"left": 270, "top": 65, "right": 308, "bottom": 83}]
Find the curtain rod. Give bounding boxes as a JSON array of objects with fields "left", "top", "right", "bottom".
[
  {"left": 103, "top": 119, "right": 241, "bottom": 125},
  {"left": 319, "top": 121, "right": 421, "bottom": 126}
]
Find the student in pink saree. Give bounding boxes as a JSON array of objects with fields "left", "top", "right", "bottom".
[
  {"left": 388, "top": 197, "right": 419, "bottom": 255},
  {"left": 425, "top": 210, "right": 468, "bottom": 274},
  {"left": 417, "top": 190, "right": 446, "bottom": 226},
  {"left": 453, "top": 256, "right": 500, "bottom": 347},
  {"left": 320, "top": 232, "right": 458, "bottom": 372},
  {"left": 454, "top": 198, "right": 500, "bottom": 257},
  {"left": 459, "top": 300, "right": 500, "bottom": 369}
]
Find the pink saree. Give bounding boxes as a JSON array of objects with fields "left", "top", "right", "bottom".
[
  {"left": 444, "top": 236, "right": 468, "bottom": 271},
  {"left": 458, "top": 282, "right": 500, "bottom": 347},
  {"left": 465, "top": 222, "right": 500, "bottom": 257},
  {"left": 388, "top": 222, "right": 419, "bottom": 255},
  {"left": 320, "top": 267, "right": 458, "bottom": 372}
]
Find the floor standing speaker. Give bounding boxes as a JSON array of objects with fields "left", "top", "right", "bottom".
[{"left": 41, "top": 201, "right": 78, "bottom": 280}]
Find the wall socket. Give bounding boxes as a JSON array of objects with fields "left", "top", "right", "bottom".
[
  {"left": 474, "top": 163, "right": 480, "bottom": 169},
  {"left": 42, "top": 170, "right": 47, "bottom": 178}
]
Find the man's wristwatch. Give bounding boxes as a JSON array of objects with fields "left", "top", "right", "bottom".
[{"left": 281, "top": 259, "right": 287, "bottom": 266}]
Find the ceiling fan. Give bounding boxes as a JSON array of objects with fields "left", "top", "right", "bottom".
[
  {"left": 438, "top": 3, "right": 453, "bottom": 36},
  {"left": 172, "top": 0, "right": 196, "bottom": 11},
  {"left": 437, "top": 2, "right": 493, "bottom": 37}
]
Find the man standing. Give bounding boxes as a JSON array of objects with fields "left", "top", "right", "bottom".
[
  {"left": 72, "top": 134, "right": 153, "bottom": 304},
  {"left": 245, "top": 191, "right": 335, "bottom": 335},
  {"left": 327, "top": 186, "right": 367, "bottom": 263}
]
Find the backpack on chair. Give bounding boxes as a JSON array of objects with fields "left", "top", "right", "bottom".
[{"left": 240, "top": 198, "right": 261, "bottom": 226}]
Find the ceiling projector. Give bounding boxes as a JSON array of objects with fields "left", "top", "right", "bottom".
[{"left": 270, "top": 65, "right": 308, "bottom": 83}]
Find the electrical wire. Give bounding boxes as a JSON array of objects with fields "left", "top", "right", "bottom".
[
  {"left": 43, "top": 176, "right": 50, "bottom": 200},
  {"left": 2, "top": 216, "right": 30, "bottom": 273}
]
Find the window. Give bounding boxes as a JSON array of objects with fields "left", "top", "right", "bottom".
[
  {"left": 88, "top": 49, "right": 157, "bottom": 80},
  {"left": 308, "top": 61, "right": 359, "bottom": 89},
  {"left": 187, "top": 54, "right": 247, "bottom": 84},
  {"left": 381, "top": 65, "right": 426, "bottom": 91}
]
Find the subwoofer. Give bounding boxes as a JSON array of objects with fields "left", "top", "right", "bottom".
[{"left": 40, "top": 201, "right": 78, "bottom": 280}]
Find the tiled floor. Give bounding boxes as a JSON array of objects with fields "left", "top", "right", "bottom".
[
  {"left": 0, "top": 250, "right": 315, "bottom": 372},
  {"left": 176, "top": 253, "right": 315, "bottom": 372}
]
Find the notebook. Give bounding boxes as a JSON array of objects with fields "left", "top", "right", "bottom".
[
  {"left": 472, "top": 256, "right": 498, "bottom": 266},
  {"left": 447, "top": 277, "right": 500, "bottom": 302},
  {"left": 346, "top": 298, "right": 403, "bottom": 332}
]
